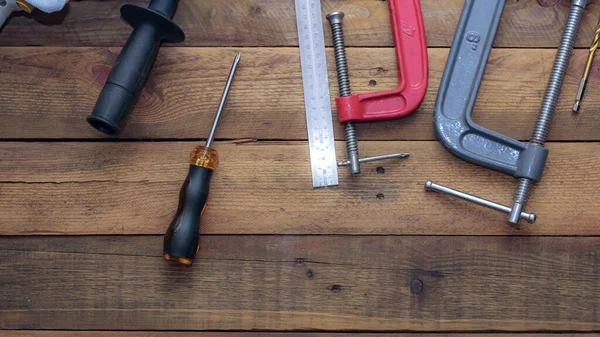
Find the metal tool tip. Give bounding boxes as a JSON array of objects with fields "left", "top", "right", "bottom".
[
  {"left": 573, "top": 101, "right": 581, "bottom": 113},
  {"left": 234, "top": 52, "right": 241, "bottom": 62},
  {"left": 508, "top": 202, "right": 524, "bottom": 225},
  {"left": 326, "top": 12, "right": 344, "bottom": 24},
  {"left": 424, "top": 180, "right": 433, "bottom": 190}
]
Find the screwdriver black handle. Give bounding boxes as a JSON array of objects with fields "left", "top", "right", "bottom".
[
  {"left": 163, "top": 53, "right": 239, "bottom": 266},
  {"left": 87, "top": 0, "right": 185, "bottom": 135},
  {"left": 164, "top": 146, "right": 219, "bottom": 265}
]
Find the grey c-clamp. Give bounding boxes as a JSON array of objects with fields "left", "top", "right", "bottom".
[{"left": 426, "top": 0, "right": 590, "bottom": 226}]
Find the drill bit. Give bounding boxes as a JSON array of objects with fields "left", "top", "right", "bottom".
[{"left": 573, "top": 20, "right": 600, "bottom": 113}]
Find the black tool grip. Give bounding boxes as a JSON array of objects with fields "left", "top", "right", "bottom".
[
  {"left": 88, "top": 25, "right": 162, "bottom": 135},
  {"left": 163, "top": 165, "right": 213, "bottom": 265},
  {"left": 88, "top": 0, "right": 184, "bottom": 135}
]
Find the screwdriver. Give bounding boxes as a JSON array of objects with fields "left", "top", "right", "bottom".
[
  {"left": 163, "top": 52, "right": 241, "bottom": 265},
  {"left": 573, "top": 20, "right": 600, "bottom": 113}
]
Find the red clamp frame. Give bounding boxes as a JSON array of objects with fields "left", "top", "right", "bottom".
[{"left": 335, "top": 0, "right": 428, "bottom": 123}]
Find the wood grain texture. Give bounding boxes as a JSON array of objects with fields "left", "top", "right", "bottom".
[
  {"left": 1, "top": 47, "right": 599, "bottom": 140},
  {"left": 2, "top": 235, "right": 600, "bottom": 331},
  {"left": 2, "top": 0, "right": 600, "bottom": 48},
  {"left": 0, "top": 141, "right": 598, "bottom": 236},
  {"left": 2, "top": 330, "right": 600, "bottom": 337},
  {"left": 1, "top": 0, "right": 598, "bottom": 334}
]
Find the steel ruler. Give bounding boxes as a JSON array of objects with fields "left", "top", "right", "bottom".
[{"left": 294, "top": 0, "right": 339, "bottom": 187}]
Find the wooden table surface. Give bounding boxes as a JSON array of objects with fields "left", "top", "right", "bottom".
[{"left": 1, "top": 0, "right": 600, "bottom": 335}]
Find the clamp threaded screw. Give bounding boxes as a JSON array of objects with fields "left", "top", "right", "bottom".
[
  {"left": 508, "top": 0, "right": 588, "bottom": 225},
  {"left": 326, "top": 11, "right": 361, "bottom": 174}
]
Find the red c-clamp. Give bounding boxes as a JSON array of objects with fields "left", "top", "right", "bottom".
[{"left": 335, "top": 0, "right": 428, "bottom": 123}]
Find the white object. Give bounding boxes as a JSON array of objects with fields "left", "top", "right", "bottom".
[
  {"left": 27, "top": 0, "right": 67, "bottom": 13},
  {"left": 294, "top": 0, "right": 339, "bottom": 187},
  {"left": 1, "top": 0, "right": 67, "bottom": 29}
]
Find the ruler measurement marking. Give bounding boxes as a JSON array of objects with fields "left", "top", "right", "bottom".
[{"left": 295, "top": 0, "right": 338, "bottom": 187}]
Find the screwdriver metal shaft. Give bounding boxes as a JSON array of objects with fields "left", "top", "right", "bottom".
[
  {"left": 206, "top": 52, "right": 241, "bottom": 148},
  {"left": 573, "top": 21, "right": 600, "bottom": 112}
]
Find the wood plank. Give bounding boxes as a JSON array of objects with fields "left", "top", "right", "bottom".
[
  {"left": 2, "top": 0, "right": 600, "bottom": 48},
  {"left": 1, "top": 47, "right": 599, "bottom": 141},
  {"left": 1, "top": 235, "right": 599, "bottom": 330},
  {"left": 2, "top": 333, "right": 598, "bottom": 337},
  {"left": 0, "top": 141, "right": 598, "bottom": 236}
]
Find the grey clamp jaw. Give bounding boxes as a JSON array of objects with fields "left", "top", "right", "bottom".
[{"left": 426, "top": 0, "right": 589, "bottom": 226}]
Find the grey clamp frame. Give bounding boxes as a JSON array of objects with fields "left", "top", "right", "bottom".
[{"left": 425, "top": 0, "right": 590, "bottom": 226}]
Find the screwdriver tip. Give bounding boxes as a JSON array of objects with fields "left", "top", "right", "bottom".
[{"left": 573, "top": 101, "right": 581, "bottom": 113}]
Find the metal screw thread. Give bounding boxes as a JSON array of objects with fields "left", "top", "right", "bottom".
[
  {"left": 327, "top": 12, "right": 360, "bottom": 173},
  {"left": 531, "top": 4, "right": 584, "bottom": 145},
  {"left": 514, "top": 178, "right": 532, "bottom": 203},
  {"left": 509, "top": 178, "right": 533, "bottom": 225},
  {"left": 509, "top": 2, "right": 586, "bottom": 225},
  {"left": 508, "top": 177, "right": 533, "bottom": 225},
  {"left": 345, "top": 122, "right": 358, "bottom": 151},
  {"left": 514, "top": 178, "right": 532, "bottom": 207},
  {"left": 329, "top": 22, "right": 351, "bottom": 96}
]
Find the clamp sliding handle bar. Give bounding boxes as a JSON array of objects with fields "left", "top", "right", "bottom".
[
  {"left": 425, "top": 181, "right": 536, "bottom": 223},
  {"left": 335, "top": 0, "right": 428, "bottom": 123},
  {"left": 433, "top": 0, "right": 548, "bottom": 182}
]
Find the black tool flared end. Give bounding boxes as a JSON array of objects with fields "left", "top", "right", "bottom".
[
  {"left": 88, "top": 83, "right": 136, "bottom": 135},
  {"left": 87, "top": 115, "right": 120, "bottom": 136},
  {"left": 121, "top": 2, "right": 185, "bottom": 43}
]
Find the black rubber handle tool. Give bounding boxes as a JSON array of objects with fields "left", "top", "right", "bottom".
[{"left": 88, "top": 0, "right": 185, "bottom": 135}]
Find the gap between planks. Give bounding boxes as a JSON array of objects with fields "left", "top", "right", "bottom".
[
  {"left": 0, "top": 141, "right": 598, "bottom": 236},
  {"left": 2, "top": 0, "right": 600, "bottom": 48},
  {"left": 0, "top": 47, "right": 599, "bottom": 140},
  {"left": 1, "top": 235, "right": 600, "bottom": 331},
  {"left": 2, "top": 332, "right": 600, "bottom": 336}
]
